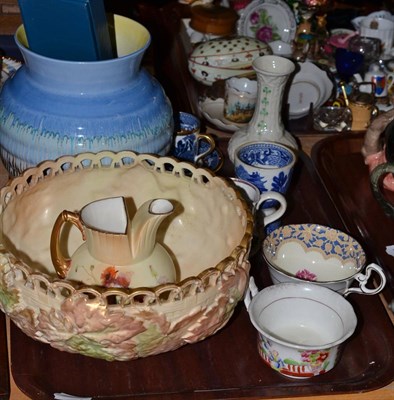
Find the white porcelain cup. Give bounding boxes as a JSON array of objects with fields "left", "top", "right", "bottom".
[
  {"left": 230, "top": 178, "right": 286, "bottom": 226},
  {"left": 224, "top": 77, "right": 258, "bottom": 123},
  {"left": 359, "top": 17, "right": 394, "bottom": 55},
  {"left": 244, "top": 278, "right": 357, "bottom": 379},
  {"left": 263, "top": 223, "right": 387, "bottom": 296}
]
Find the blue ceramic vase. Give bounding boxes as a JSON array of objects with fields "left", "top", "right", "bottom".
[{"left": 0, "top": 15, "right": 173, "bottom": 176}]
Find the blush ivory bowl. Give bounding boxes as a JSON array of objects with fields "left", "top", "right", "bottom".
[
  {"left": 0, "top": 151, "right": 253, "bottom": 361},
  {"left": 262, "top": 224, "right": 386, "bottom": 296}
]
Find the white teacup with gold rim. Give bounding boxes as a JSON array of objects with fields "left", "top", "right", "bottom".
[{"left": 262, "top": 224, "right": 386, "bottom": 296}]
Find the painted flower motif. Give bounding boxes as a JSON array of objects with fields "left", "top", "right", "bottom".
[
  {"left": 249, "top": 10, "right": 281, "bottom": 42},
  {"left": 295, "top": 269, "right": 317, "bottom": 281},
  {"left": 300, "top": 349, "right": 330, "bottom": 371},
  {"left": 272, "top": 171, "right": 289, "bottom": 193},
  {"left": 250, "top": 11, "right": 260, "bottom": 25},
  {"left": 256, "top": 26, "right": 274, "bottom": 42},
  {"left": 100, "top": 266, "right": 131, "bottom": 288}
]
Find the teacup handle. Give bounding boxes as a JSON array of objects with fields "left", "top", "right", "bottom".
[
  {"left": 194, "top": 134, "right": 216, "bottom": 166},
  {"left": 370, "top": 162, "right": 394, "bottom": 216},
  {"left": 256, "top": 192, "right": 287, "bottom": 226},
  {"left": 244, "top": 276, "right": 259, "bottom": 311},
  {"left": 50, "top": 210, "right": 85, "bottom": 279},
  {"left": 345, "top": 263, "right": 386, "bottom": 296}
]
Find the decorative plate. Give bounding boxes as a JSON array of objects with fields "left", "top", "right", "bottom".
[
  {"left": 0, "top": 57, "right": 22, "bottom": 87},
  {"left": 288, "top": 62, "right": 334, "bottom": 119},
  {"left": 199, "top": 97, "right": 248, "bottom": 132},
  {"left": 237, "top": 0, "right": 296, "bottom": 44}
]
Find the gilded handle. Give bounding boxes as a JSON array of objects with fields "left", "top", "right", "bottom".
[
  {"left": 50, "top": 210, "right": 85, "bottom": 279},
  {"left": 194, "top": 134, "right": 216, "bottom": 166}
]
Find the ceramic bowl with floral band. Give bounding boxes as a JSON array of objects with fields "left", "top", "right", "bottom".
[
  {"left": 262, "top": 224, "right": 386, "bottom": 296},
  {"left": 245, "top": 278, "right": 357, "bottom": 379}
]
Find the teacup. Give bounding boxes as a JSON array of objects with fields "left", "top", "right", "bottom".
[
  {"left": 234, "top": 141, "right": 296, "bottom": 232},
  {"left": 244, "top": 278, "right": 357, "bottom": 379},
  {"left": 230, "top": 178, "right": 286, "bottom": 225},
  {"left": 224, "top": 77, "right": 257, "bottom": 123},
  {"left": 172, "top": 111, "right": 223, "bottom": 171},
  {"left": 234, "top": 141, "right": 297, "bottom": 196},
  {"left": 262, "top": 224, "right": 386, "bottom": 296}
]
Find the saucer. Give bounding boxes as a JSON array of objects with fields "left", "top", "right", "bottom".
[
  {"left": 237, "top": 0, "right": 296, "bottom": 44},
  {"left": 1, "top": 57, "right": 22, "bottom": 87},
  {"left": 199, "top": 98, "right": 248, "bottom": 132},
  {"left": 288, "top": 62, "right": 334, "bottom": 119}
]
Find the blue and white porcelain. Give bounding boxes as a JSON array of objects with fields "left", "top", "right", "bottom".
[
  {"left": 0, "top": 15, "right": 173, "bottom": 176},
  {"left": 234, "top": 141, "right": 296, "bottom": 195},
  {"left": 172, "top": 133, "right": 223, "bottom": 172},
  {"left": 172, "top": 111, "right": 223, "bottom": 172}
]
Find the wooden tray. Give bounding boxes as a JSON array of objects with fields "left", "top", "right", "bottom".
[
  {"left": 312, "top": 133, "right": 394, "bottom": 306},
  {"left": 0, "top": 313, "right": 9, "bottom": 400},
  {"left": 10, "top": 149, "right": 394, "bottom": 399}
]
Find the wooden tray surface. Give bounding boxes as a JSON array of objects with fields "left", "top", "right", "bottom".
[
  {"left": 312, "top": 133, "right": 394, "bottom": 306},
  {"left": 10, "top": 149, "right": 394, "bottom": 399}
]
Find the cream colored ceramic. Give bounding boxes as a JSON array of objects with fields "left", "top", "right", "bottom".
[
  {"left": 188, "top": 36, "right": 271, "bottom": 85},
  {"left": 51, "top": 197, "right": 177, "bottom": 288},
  {"left": 263, "top": 224, "right": 386, "bottom": 296},
  {"left": 0, "top": 151, "right": 253, "bottom": 361},
  {"left": 245, "top": 278, "right": 357, "bottom": 379}
]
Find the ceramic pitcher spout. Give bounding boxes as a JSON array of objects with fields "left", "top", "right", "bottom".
[{"left": 129, "top": 199, "right": 174, "bottom": 263}]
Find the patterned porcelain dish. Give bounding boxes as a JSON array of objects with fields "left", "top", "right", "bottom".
[
  {"left": 237, "top": 0, "right": 296, "bottom": 44},
  {"left": 262, "top": 224, "right": 386, "bottom": 296},
  {"left": 288, "top": 62, "right": 334, "bottom": 120},
  {"left": 188, "top": 36, "right": 271, "bottom": 85},
  {"left": 245, "top": 278, "right": 357, "bottom": 379},
  {"left": 0, "top": 151, "right": 253, "bottom": 361}
]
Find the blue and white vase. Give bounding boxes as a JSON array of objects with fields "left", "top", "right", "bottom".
[{"left": 0, "top": 15, "right": 173, "bottom": 176}]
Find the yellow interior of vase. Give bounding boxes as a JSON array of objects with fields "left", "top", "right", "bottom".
[{"left": 15, "top": 14, "right": 150, "bottom": 59}]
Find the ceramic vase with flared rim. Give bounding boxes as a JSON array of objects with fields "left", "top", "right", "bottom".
[
  {"left": 227, "top": 55, "right": 298, "bottom": 163},
  {"left": 0, "top": 15, "right": 173, "bottom": 177}
]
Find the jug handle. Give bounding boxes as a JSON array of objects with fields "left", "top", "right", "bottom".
[
  {"left": 362, "top": 108, "right": 394, "bottom": 158},
  {"left": 50, "top": 210, "right": 85, "bottom": 279}
]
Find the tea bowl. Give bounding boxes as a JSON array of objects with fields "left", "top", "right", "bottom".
[
  {"left": 262, "top": 224, "right": 386, "bottom": 296},
  {"left": 244, "top": 278, "right": 357, "bottom": 379},
  {"left": 0, "top": 151, "right": 253, "bottom": 361}
]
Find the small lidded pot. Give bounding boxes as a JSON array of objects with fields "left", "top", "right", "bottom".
[{"left": 190, "top": 4, "right": 239, "bottom": 36}]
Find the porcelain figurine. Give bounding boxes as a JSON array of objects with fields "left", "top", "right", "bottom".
[{"left": 50, "top": 196, "right": 177, "bottom": 288}]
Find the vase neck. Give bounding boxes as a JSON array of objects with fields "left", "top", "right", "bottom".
[
  {"left": 248, "top": 69, "right": 291, "bottom": 138},
  {"left": 18, "top": 44, "right": 145, "bottom": 95}
]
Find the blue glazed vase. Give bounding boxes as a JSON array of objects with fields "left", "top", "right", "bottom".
[{"left": 0, "top": 15, "right": 173, "bottom": 176}]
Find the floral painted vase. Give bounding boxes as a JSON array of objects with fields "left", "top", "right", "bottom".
[{"left": 0, "top": 15, "right": 173, "bottom": 176}]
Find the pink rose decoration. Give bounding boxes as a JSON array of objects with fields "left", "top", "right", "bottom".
[{"left": 256, "top": 26, "right": 273, "bottom": 42}]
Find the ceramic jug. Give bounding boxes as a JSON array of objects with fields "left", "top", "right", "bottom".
[
  {"left": 0, "top": 15, "right": 173, "bottom": 176},
  {"left": 363, "top": 110, "right": 394, "bottom": 216},
  {"left": 50, "top": 197, "right": 177, "bottom": 288}
]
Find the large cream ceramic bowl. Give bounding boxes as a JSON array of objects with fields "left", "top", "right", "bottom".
[{"left": 0, "top": 151, "right": 253, "bottom": 361}]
